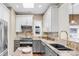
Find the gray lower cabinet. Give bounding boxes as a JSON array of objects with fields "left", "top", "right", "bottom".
[
  {"left": 33, "top": 40, "right": 45, "bottom": 53},
  {"left": 40, "top": 41, "right": 45, "bottom": 53},
  {"left": 33, "top": 40, "right": 58, "bottom": 56},
  {"left": 33, "top": 40, "right": 59, "bottom": 56},
  {"left": 14, "top": 40, "right": 20, "bottom": 51},
  {"left": 42, "top": 42, "right": 58, "bottom": 56},
  {"left": 45, "top": 45, "right": 58, "bottom": 56}
]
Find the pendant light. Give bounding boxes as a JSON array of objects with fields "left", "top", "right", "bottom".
[{"left": 71, "top": 3, "right": 76, "bottom": 24}]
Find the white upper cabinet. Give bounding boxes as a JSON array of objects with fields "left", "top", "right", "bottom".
[
  {"left": 43, "top": 7, "right": 52, "bottom": 32},
  {"left": 58, "top": 4, "right": 70, "bottom": 36},
  {"left": 43, "top": 6, "right": 58, "bottom": 32},
  {"left": 51, "top": 6, "right": 58, "bottom": 32},
  {"left": 68, "top": 4, "right": 72, "bottom": 14},
  {"left": 16, "top": 16, "right": 22, "bottom": 32},
  {"left": 16, "top": 15, "right": 33, "bottom": 32},
  {"left": 16, "top": 15, "right": 33, "bottom": 26}
]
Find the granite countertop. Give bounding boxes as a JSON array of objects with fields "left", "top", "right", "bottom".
[
  {"left": 13, "top": 38, "right": 79, "bottom": 56},
  {"left": 41, "top": 39, "right": 79, "bottom": 56}
]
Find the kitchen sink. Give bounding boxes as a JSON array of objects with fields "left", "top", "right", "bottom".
[{"left": 50, "top": 44, "right": 73, "bottom": 51}]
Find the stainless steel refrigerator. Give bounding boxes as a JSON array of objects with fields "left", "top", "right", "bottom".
[{"left": 0, "top": 19, "right": 8, "bottom": 56}]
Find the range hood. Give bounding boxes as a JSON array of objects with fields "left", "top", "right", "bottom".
[{"left": 21, "top": 25, "right": 32, "bottom": 32}]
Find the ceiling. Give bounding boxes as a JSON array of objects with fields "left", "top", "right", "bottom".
[{"left": 4, "top": 3, "right": 59, "bottom": 15}]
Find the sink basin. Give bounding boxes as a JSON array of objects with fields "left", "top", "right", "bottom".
[
  {"left": 57, "top": 48, "right": 73, "bottom": 51},
  {"left": 50, "top": 44, "right": 73, "bottom": 51},
  {"left": 50, "top": 44, "right": 66, "bottom": 48}
]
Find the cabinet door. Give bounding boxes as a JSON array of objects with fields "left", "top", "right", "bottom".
[
  {"left": 16, "top": 16, "right": 22, "bottom": 32},
  {"left": 45, "top": 46, "right": 53, "bottom": 56},
  {"left": 27, "top": 15, "right": 33, "bottom": 26},
  {"left": 43, "top": 7, "right": 52, "bottom": 32},
  {"left": 33, "top": 40, "right": 41, "bottom": 53},
  {"left": 58, "top": 4, "right": 69, "bottom": 32},
  {"left": 40, "top": 41, "right": 45, "bottom": 53},
  {"left": 51, "top": 7, "right": 58, "bottom": 32},
  {"left": 33, "top": 40, "right": 45, "bottom": 53},
  {"left": 44, "top": 45, "right": 58, "bottom": 56}
]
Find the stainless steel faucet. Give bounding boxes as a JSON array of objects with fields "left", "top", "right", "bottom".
[{"left": 60, "top": 31, "right": 69, "bottom": 46}]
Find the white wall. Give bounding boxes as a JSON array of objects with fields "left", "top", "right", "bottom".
[{"left": 8, "top": 8, "right": 16, "bottom": 55}]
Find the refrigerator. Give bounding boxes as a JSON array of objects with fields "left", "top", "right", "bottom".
[{"left": 0, "top": 19, "right": 8, "bottom": 56}]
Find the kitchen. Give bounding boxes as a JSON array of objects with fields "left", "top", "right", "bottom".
[{"left": 0, "top": 3, "right": 79, "bottom": 56}]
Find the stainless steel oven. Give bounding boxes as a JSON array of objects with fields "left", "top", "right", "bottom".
[{"left": 35, "top": 26, "right": 40, "bottom": 34}]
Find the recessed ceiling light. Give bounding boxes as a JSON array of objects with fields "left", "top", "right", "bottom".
[
  {"left": 23, "top": 3, "right": 34, "bottom": 8},
  {"left": 38, "top": 5, "right": 42, "bottom": 8}
]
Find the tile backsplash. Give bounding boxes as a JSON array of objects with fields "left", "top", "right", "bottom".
[
  {"left": 48, "top": 32, "right": 58, "bottom": 37},
  {"left": 48, "top": 32, "right": 58, "bottom": 41}
]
